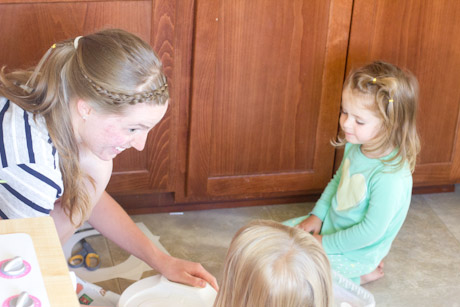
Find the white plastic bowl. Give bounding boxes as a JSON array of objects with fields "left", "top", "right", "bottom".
[
  {"left": 118, "top": 275, "right": 217, "bottom": 307},
  {"left": 332, "top": 271, "right": 376, "bottom": 307}
]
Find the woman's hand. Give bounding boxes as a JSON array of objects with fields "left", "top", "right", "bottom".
[
  {"left": 158, "top": 254, "right": 219, "bottom": 292},
  {"left": 87, "top": 192, "right": 219, "bottom": 292},
  {"left": 296, "top": 214, "right": 323, "bottom": 235}
]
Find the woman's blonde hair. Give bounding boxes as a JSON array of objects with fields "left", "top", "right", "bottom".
[
  {"left": 336, "top": 61, "right": 420, "bottom": 172},
  {"left": 0, "top": 29, "right": 168, "bottom": 226},
  {"left": 214, "top": 220, "right": 333, "bottom": 307}
]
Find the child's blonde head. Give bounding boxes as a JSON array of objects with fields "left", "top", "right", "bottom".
[
  {"left": 214, "top": 220, "right": 333, "bottom": 307},
  {"left": 340, "top": 61, "right": 420, "bottom": 172}
]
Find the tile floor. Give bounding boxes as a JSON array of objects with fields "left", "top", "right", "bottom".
[{"left": 87, "top": 185, "right": 460, "bottom": 307}]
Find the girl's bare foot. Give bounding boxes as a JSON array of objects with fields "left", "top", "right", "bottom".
[{"left": 360, "top": 261, "right": 384, "bottom": 285}]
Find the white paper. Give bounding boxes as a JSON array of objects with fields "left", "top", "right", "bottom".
[{"left": 63, "top": 222, "right": 169, "bottom": 283}]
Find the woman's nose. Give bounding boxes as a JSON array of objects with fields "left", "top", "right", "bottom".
[{"left": 131, "top": 132, "right": 148, "bottom": 151}]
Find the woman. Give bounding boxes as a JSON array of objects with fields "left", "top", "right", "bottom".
[{"left": 0, "top": 28, "right": 218, "bottom": 290}]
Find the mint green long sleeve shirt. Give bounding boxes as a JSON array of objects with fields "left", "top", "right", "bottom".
[{"left": 311, "top": 143, "right": 412, "bottom": 267}]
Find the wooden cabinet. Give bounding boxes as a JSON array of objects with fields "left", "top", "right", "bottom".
[
  {"left": 180, "top": 0, "right": 352, "bottom": 202},
  {"left": 345, "top": 0, "right": 460, "bottom": 188},
  {"left": 0, "top": 0, "right": 179, "bottom": 212},
  {"left": 1, "top": 0, "right": 459, "bottom": 214},
  {"left": 177, "top": 0, "right": 460, "bottom": 207}
]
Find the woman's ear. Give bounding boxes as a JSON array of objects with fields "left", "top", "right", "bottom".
[{"left": 76, "top": 99, "right": 92, "bottom": 120}]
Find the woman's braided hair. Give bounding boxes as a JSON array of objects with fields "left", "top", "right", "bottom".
[
  {"left": 72, "top": 29, "right": 169, "bottom": 113},
  {"left": 82, "top": 73, "right": 168, "bottom": 105}
]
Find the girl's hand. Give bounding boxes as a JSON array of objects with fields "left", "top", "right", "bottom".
[
  {"left": 159, "top": 254, "right": 219, "bottom": 292},
  {"left": 297, "top": 214, "right": 323, "bottom": 234},
  {"left": 312, "top": 234, "right": 323, "bottom": 246}
]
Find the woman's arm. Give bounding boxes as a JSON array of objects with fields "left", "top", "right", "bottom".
[{"left": 88, "top": 191, "right": 219, "bottom": 291}]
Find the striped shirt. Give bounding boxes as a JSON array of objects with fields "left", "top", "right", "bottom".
[{"left": 0, "top": 97, "right": 63, "bottom": 219}]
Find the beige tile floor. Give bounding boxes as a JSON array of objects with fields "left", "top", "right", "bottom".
[{"left": 86, "top": 184, "right": 460, "bottom": 307}]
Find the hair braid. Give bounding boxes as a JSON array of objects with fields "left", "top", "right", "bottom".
[{"left": 82, "top": 73, "right": 168, "bottom": 105}]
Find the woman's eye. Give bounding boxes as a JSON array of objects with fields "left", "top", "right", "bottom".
[
  {"left": 356, "top": 120, "right": 365, "bottom": 125},
  {"left": 129, "top": 128, "right": 137, "bottom": 133}
]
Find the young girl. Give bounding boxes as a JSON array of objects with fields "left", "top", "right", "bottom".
[
  {"left": 0, "top": 29, "right": 217, "bottom": 290},
  {"left": 214, "top": 220, "right": 333, "bottom": 307},
  {"left": 284, "top": 61, "right": 420, "bottom": 285}
]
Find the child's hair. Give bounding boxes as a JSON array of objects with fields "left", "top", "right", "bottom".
[
  {"left": 0, "top": 28, "right": 169, "bottom": 226},
  {"left": 336, "top": 61, "right": 420, "bottom": 172},
  {"left": 214, "top": 220, "right": 333, "bottom": 307}
]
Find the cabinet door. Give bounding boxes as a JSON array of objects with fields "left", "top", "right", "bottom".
[
  {"left": 346, "top": 0, "right": 460, "bottom": 186},
  {"left": 181, "top": 0, "right": 353, "bottom": 201},
  {"left": 0, "top": 0, "right": 177, "bottom": 201}
]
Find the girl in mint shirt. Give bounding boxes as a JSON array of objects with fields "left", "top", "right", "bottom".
[{"left": 284, "top": 61, "right": 420, "bottom": 285}]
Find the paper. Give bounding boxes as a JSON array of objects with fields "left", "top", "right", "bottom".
[{"left": 62, "top": 222, "right": 169, "bottom": 283}]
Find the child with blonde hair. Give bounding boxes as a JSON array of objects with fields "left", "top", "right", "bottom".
[
  {"left": 285, "top": 61, "right": 420, "bottom": 285},
  {"left": 214, "top": 219, "right": 333, "bottom": 307}
]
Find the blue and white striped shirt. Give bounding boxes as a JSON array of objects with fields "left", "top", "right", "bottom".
[{"left": 0, "top": 97, "right": 63, "bottom": 219}]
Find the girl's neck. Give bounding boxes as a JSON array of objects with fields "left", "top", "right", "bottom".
[{"left": 360, "top": 145, "right": 394, "bottom": 159}]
